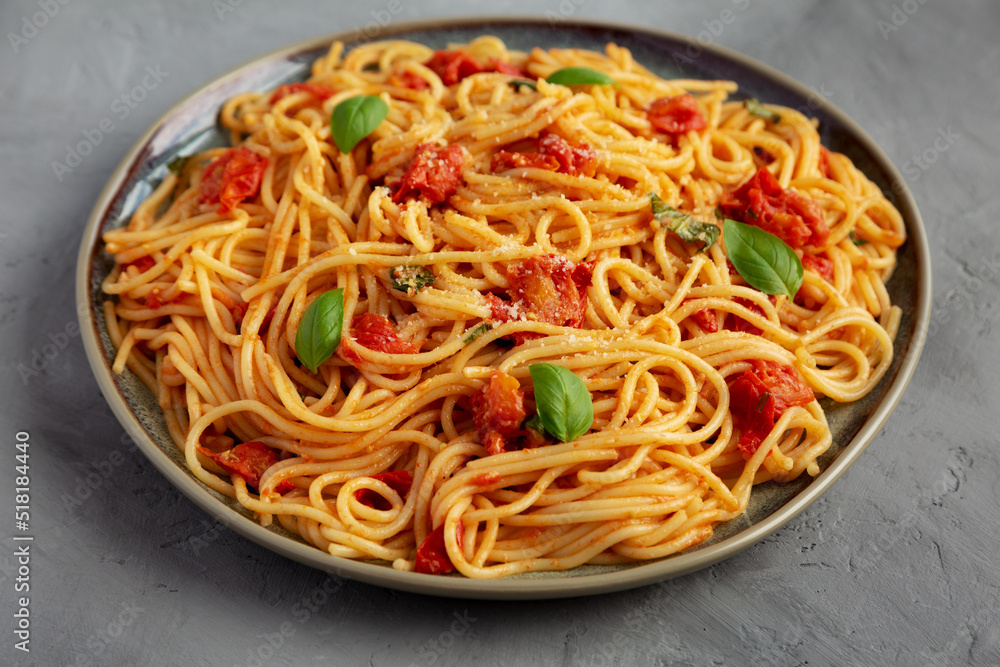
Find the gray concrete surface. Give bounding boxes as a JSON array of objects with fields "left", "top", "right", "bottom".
[{"left": 2, "top": 0, "right": 999, "bottom": 665}]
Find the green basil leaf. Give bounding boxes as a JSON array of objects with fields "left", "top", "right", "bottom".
[
  {"left": 523, "top": 412, "right": 546, "bottom": 434},
  {"left": 745, "top": 98, "right": 781, "bottom": 123},
  {"left": 463, "top": 322, "right": 490, "bottom": 344},
  {"left": 389, "top": 266, "right": 435, "bottom": 293},
  {"left": 529, "top": 363, "right": 593, "bottom": 443},
  {"left": 723, "top": 218, "right": 803, "bottom": 298},
  {"left": 167, "top": 155, "right": 188, "bottom": 175},
  {"left": 331, "top": 95, "right": 389, "bottom": 153},
  {"left": 649, "top": 193, "right": 720, "bottom": 251},
  {"left": 545, "top": 67, "right": 618, "bottom": 88},
  {"left": 849, "top": 230, "right": 869, "bottom": 246},
  {"left": 508, "top": 79, "right": 538, "bottom": 91},
  {"left": 295, "top": 288, "right": 345, "bottom": 372},
  {"left": 522, "top": 412, "right": 555, "bottom": 446}
]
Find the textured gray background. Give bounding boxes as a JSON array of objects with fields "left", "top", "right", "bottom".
[{"left": 1, "top": 0, "right": 998, "bottom": 665}]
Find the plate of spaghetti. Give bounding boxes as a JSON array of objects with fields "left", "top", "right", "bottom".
[{"left": 77, "top": 18, "right": 929, "bottom": 599}]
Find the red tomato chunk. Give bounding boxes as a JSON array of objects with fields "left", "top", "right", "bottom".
[
  {"left": 424, "top": 49, "right": 486, "bottom": 85},
  {"left": 470, "top": 370, "right": 527, "bottom": 455},
  {"left": 683, "top": 298, "right": 718, "bottom": 333},
  {"left": 350, "top": 313, "right": 419, "bottom": 355},
  {"left": 491, "top": 149, "right": 560, "bottom": 173},
  {"left": 269, "top": 82, "right": 335, "bottom": 104},
  {"left": 725, "top": 296, "right": 771, "bottom": 336},
  {"left": 730, "top": 360, "right": 814, "bottom": 458},
  {"left": 647, "top": 93, "right": 707, "bottom": 135},
  {"left": 719, "top": 166, "right": 828, "bottom": 249},
  {"left": 197, "top": 441, "right": 288, "bottom": 492},
  {"left": 490, "top": 58, "right": 526, "bottom": 77},
  {"left": 492, "top": 133, "right": 596, "bottom": 177},
  {"left": 230, "top": 301, "right": 276, "bottom": 331},
  {"left": 818, "top": 146, "right": 832, "bottom": 178},
  {"left": 391, "top": 143, "right": 464, "bottom": 205},
  {"left": 753, "top": 146, "right": 776, "bottom": 166},
  {"left": 423, "top": 50, "right": 525, "bottom": 85},
  {"left": 796, "top": 254, "right": 835, "bottom": 305},
  {"left": 126, "top": 255, "right": 156, "bottom": 273},
  {"left": 802, "top": 253, "right": 834, "bottom": 283},
  {"left": 199, "top": 147, "right": 268, "bottom": 212},
  {"left": 415, "top": 521, "right": 464, "bottom": 574},
  {"left": 339, "top": 313, "right": 419, "bottom": 367},
  {"left": 487, "top": 254, "right": 593, "bottom": 344},
  {"left": 144, "top": 287, "right": 181, "bottom": 310},
  {"left": 354, "top": 470, "right": 413, "bottom": 511},
  {"left": 390, "top": 68, "right": 430, "bottom": 91}
]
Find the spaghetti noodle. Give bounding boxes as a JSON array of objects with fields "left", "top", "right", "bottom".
[{"left": 101, "top": 37, "right": 905, "bottom": 578}]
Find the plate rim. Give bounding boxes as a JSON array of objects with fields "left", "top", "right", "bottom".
[{"left": 75, "top": 15, "right": 932, "bottom": 600}]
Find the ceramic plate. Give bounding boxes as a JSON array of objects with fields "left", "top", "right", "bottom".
[{"left": 76, "top": 17, "right": 931, "bottom": 599}]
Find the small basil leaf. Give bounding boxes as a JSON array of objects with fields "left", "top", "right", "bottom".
[
  {"left": 529, "top": 363, "right": 593, "bottom": 443},
  {"left": 649, "top": 193, "right": 720, "bottom": 251},
  {"left": 524, "top": 412, "right": 545, "bottom": 434},
  {"left": 508, "top": 79, "right": 538, "bottom": 91},
  {"left": 545, "top": 67, "right": 618, "bottom": 88},
  {"left": 167, "top": 155, "right": 189, "bottom": 175},
  {"left": 745, "top": 98, "right": 781, "bottom": 123},
  {"left": 849, "top": 230, "right": 869, "bottom": 246},
  {"left": 389, "top": 266, "right": 435, "bottom": 293},
  {"left": 331, "top": 95, "right": 389, "bottom": 153},
  {"left": 523, "top": 412, "right": 555, "bottom": 446},
  {"left": 463, "top": 322, "right": 490, "bottom": 344},
  {"left": 295, "top": 288, "right": 345, "bottom": 372},
  {"left": 723, "top": 218, "right": 803, "bottom": 298}
]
